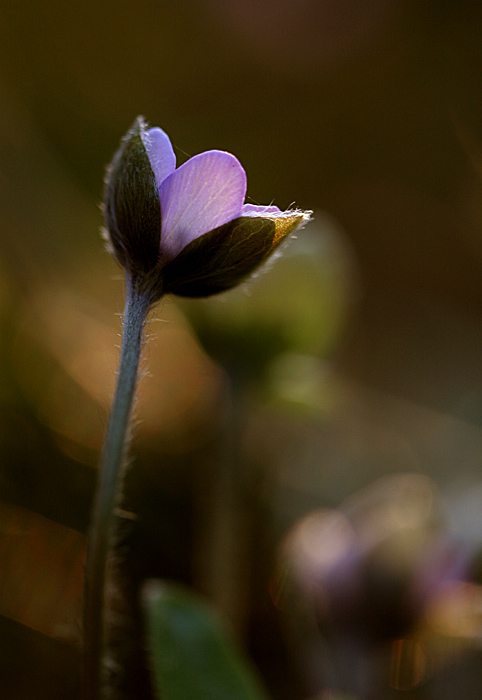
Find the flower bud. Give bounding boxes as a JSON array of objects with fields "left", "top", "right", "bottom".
[{"left": 103, "top": 117, "right": 311, "bottom": 300}]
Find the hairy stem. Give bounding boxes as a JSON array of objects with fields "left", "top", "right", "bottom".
[{"left": 83, "top": 280, "right": 152, "bottom": 700}]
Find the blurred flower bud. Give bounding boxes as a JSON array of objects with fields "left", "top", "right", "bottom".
[
  {"left": 282, "top": 475, "right": 468, "bottom": 643},
  {"left": 275, "top": 475, "right": 476, "bottom": 695}
]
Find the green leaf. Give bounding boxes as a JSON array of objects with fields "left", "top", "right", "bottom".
[
  {"left": 142, "top": 581, "right": 272, "bottom": 700},
  {"left": 104, "top": 116, "right": 162, "bottom": 273}
]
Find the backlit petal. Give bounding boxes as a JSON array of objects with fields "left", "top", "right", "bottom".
[
  {"left": 142, "top": 127, "right": 176, "bottom": 187},
  {"left": 159, "top": 150, "right": 246, "bottom": 260},
  {"left": 241, "top": 203, "right": 282, "bottom": 216}
]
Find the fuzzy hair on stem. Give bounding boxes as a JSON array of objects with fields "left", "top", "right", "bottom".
[{"left": 83, "top": 279, "right": 155, "bottom": 700}]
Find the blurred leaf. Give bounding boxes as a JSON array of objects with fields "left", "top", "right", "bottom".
[
  {"left": 180, "top": 218, "right": 355, "bottom": 385},
  {"left": 142, "top": 581, "right": 271, "bottom": 700}
]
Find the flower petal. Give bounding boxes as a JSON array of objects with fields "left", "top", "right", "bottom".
[
  {"left": 142, "top": 127, "right": 176, "bottom": 187},
  {"left": 241, "top": 203, "right": 282, "bottom": 216},
  {"left": 159, "top": 150, "right": 247, "bottom": 261}
]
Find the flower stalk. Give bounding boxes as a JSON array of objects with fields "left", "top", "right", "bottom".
[
  {"left": 85, "top": 115, "right": 311, "bottom": 699},
  {"left": 83, "top": 280, "right": 153, "bottom": 700}
]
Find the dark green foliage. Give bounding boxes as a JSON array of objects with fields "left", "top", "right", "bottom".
[{"left": 143, "top": 582, "right": 271, "bottom": 700}]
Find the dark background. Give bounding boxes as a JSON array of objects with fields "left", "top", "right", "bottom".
[{"left": 1, "top": 1, "right": 482, "bottom": 698}]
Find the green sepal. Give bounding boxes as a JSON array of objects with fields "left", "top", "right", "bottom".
[
  {"left": 162, "top": 212, "right": 306, "bottom": 297},
  {"left": 104, "top": 116, "right": 161, "bottom": 274},
  {"left": 142, "top": 581, "right": 271, "bottom": 700}
]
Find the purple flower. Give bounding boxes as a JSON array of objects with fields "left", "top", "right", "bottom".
[
  {"left": 143, "top": 126, "right": 284, "bottom": 261},
  {"left": 104, "top": 117, "right": 311, "bottom": 300}
]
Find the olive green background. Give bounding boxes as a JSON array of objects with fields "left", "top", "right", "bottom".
[{"left": 1, "top": 2, "right": 482, "bottom": 698}]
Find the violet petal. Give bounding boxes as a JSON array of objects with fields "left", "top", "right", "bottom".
[
  {"left": 241, "top": 203, "right": 282, "bottom": 216},
  {"left": 142, "top": 127, "right": 176, "bottom": 187},
  {"left": 159, "top": 150, "right": 247, "bottom": 260}
]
